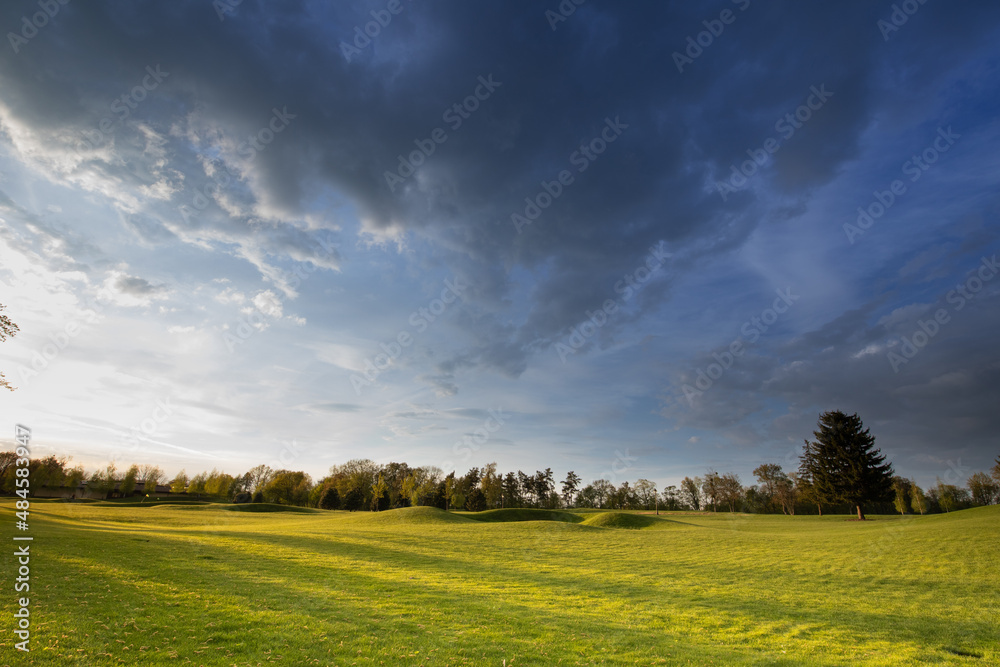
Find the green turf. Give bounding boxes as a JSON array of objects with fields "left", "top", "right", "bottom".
[
  {"left": 463, "top": 507, "right": 583, "bottom": 523},
  {"left": 363, "top": 505, "right": 476, "bottom": 524},
  {"left": 1, "top": 501, "right": 997, "bottom": 665},
  {"left": 580, "top": 511, "right": 671, "bottom": 529},
  {"left": 222, "top": 502, "right": 321, "bottom": 514}
]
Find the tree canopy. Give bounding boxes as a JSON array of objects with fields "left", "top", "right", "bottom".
[
  {"left": 799, "top": 411, "right": 894, "bottom": 520},
  {"left": 0, "top": 304, "right": 19, "bottom": 392}
]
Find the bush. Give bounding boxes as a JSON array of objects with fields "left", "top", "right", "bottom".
[
  {"left": 233, "top": 492, "right": 252, "bottom": 504},
  {"left": 252, "top": 491, "right": 264, "bottom": 503}
]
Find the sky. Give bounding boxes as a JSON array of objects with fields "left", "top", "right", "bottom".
[{"left": 0, "top": 0, "right": 998, "bottom": 490}]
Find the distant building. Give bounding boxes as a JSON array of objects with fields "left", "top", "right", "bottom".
[{"left": 32, "top": 480, "right": 174, "bottom": 500}]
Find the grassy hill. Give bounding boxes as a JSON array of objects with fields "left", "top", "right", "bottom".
[{"left": 2, "top": 500, "right": 997, "bottom": 665}]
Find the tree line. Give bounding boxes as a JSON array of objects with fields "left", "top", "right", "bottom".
[{"left": 2, "top": 411, "right": 998, "bottom": 518}]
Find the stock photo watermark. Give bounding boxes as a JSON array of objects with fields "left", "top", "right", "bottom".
[
  {"left": 110, "top": 397, "right": 175, "bottom": 462},
  {"left": 213, "top": 0, "right": 242, "bottom": 21},
  {"left": 13, "top": 424, "right": 33, "bottom": 652},
  {"left": 555, "top": 243, "right": 670, "bottom": 362},
  {"left": 443, "top": 409, "right": 507, "bottom": 470},
  {"left": 222, "top": 241, "right": 337, "bottom": 353},
  {"left": 600, "top": 449, "right": 638, "bottom": 486},
  {"left": 844, "top": 126, "right": 959, "bottom": 244},
  {"left": 716, "top": 83, "right": 833, "bottom": 201},
  {"left": 15, "top": 291, "right": 109, "bottom": 387},
  {"left": 672, "top": 0, "right": 752, "bottom": 74},
  {"left": 179, "top": 106, "right": 297, "bottom": 225},
  {"left": 7, "top": 0, "right": 71, "bottom": 54},
  {"left": 350, "top": 276, "right": 469, "bottom": 394},
  {"left": 878, "top": 0, "right": 931, "bottom": 42},
  {"left": 545, "top": 0, "right": 585, "bottom": 31},
  {"left": 76, "top": 65, "right": 170, "bottom": 153},
  {"left": 511, "top": 116, "right": 628, "bottom": 233},
  {"left": 681, "top": 287, "right": 799, "bottom": 405},
  {"left": 339, "top": 0, "right": 412, "bottom": 61},
  {"left": 886, "top": 254, "right": 997, "bottom": 372},
  {"left": 384, "top": 74, "right": 503, "bottom": 193}
]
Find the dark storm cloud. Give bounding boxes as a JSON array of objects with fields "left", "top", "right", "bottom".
[
  {"left": 664, "top": 245, "right": 1000, "bottom": 476},
  {"left": 0, "top": 2, "right": 989, "bottom": 309},
  {"left": 2, "top": 0, "right": 999, "bottom": 476}
]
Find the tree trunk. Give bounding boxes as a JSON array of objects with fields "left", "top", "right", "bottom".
[
  {"left": 856, "top": 504, "right": 865, "bottom": 521},
  {"left": 817, "top": 504, "right": 822, "bottom": 516}
]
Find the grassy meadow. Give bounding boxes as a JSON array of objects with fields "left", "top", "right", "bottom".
[{"left": 1, "top": 499, "right": 997, "bottom": 665}]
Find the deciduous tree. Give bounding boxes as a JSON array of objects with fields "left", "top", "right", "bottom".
[
  {"left": 891, "top": 476, "right": 912, "bottom": 515},
  {"left": 245, "top": 464, "right": 274, "bottom": 494},
  {"left": 0, "top": 304, "right": 19, "bottom": 392},
  {"left": 139, "top": 464, "right": 165, "bottom": 493},
  {"left": 561, "top": 470, "right": 581, "bottom": 508},
  {"left": 481, "top": 463, "right": 503, "bottom": 509},
  {"left": 775, "top": 473, "right": 798, "bottom": 515},
  {"left": 909, "top": 481, "right": 928, "bottom": 515},
  {"left": 968, "top": 472, "right": 999, "bottom": 506},
  {"left": 680, "top": 476, "right": 701, "bottom": 510},
  {"left": 718, "top": 473, "right": 743, "bottom": 513},
  {"left": 935, "top": 480, "right": 970, "bottom": 513},
  {"left": 634, "top": 479, "right": 658, "bottom": 511},
  {"left": 121, "top": 465, "right": 139, "bottom": 497},
  {"left": 371, "top": 473, "right": 390, "bottom": 511},
  {"left": 170, "top": 470, "right": 189, "bottom": 494},
  {"left": 702, "top": 471, "right": 721, "bottom": 512},
  {"left": 753, "top": 463, "right": 787, "bottom": 513},
  {"left": 263, "top": 470, "right": 312, "bottom": 506},
  {"left": 591, "top": 479, "right": 614, "bottom": 509},
  {"left": 661, "top": 485, "right": 680, "bottom": 511},
  {"left": 187, "top": 471, "right": 208, "bottom": 496}
]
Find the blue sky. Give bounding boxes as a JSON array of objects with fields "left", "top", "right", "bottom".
[{"left": 0, "top": 0, "right": 998, "bottom": 489}]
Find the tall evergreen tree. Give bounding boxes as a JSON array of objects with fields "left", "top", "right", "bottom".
[
  {"left": 465, "top": 487, "right": 487, "bottom": 512},
  {"left": 319, "top": 485, "right": 341, "bottom": 510},
  {"left": 800, "top": 411, "right": 893, "bottom": 520}
]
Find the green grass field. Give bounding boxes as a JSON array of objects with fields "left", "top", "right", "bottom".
[{"left": 1, "top": 500, "right": 997, "bottom": 665}]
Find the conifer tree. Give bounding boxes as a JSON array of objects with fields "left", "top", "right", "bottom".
[{"left": 799, "top": 411, "right": 893, "bottom": 520}]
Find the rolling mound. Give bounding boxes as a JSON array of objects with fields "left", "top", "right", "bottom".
[
  {"left": 222, "top": 503, "right": 320, "bottom": 513},
  {"left": 465, "top": 508, "right": 584, "bottom": 523},
  {"left": 84, "top": 499, "right": 215, "bottom": 508},
  {"left": 582, "top": 512, "right": 665, "bottom": 529},
  {"left": 365, "top": 506, "right": 477, "bottom": 524}
]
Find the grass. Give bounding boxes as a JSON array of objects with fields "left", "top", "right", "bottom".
[
  {"left": 579, "top": 512, "right": 669, "bottom": 529},
  {"left": 463, "top": 508, "right": 583, "bottom": 524},
  {"left": 1, "top": 501, "right": 997, "bottom": 665}
]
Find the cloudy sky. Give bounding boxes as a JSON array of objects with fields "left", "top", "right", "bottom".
[{"left": 0, "top": 1, "right": 998, "bottom": 489}]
